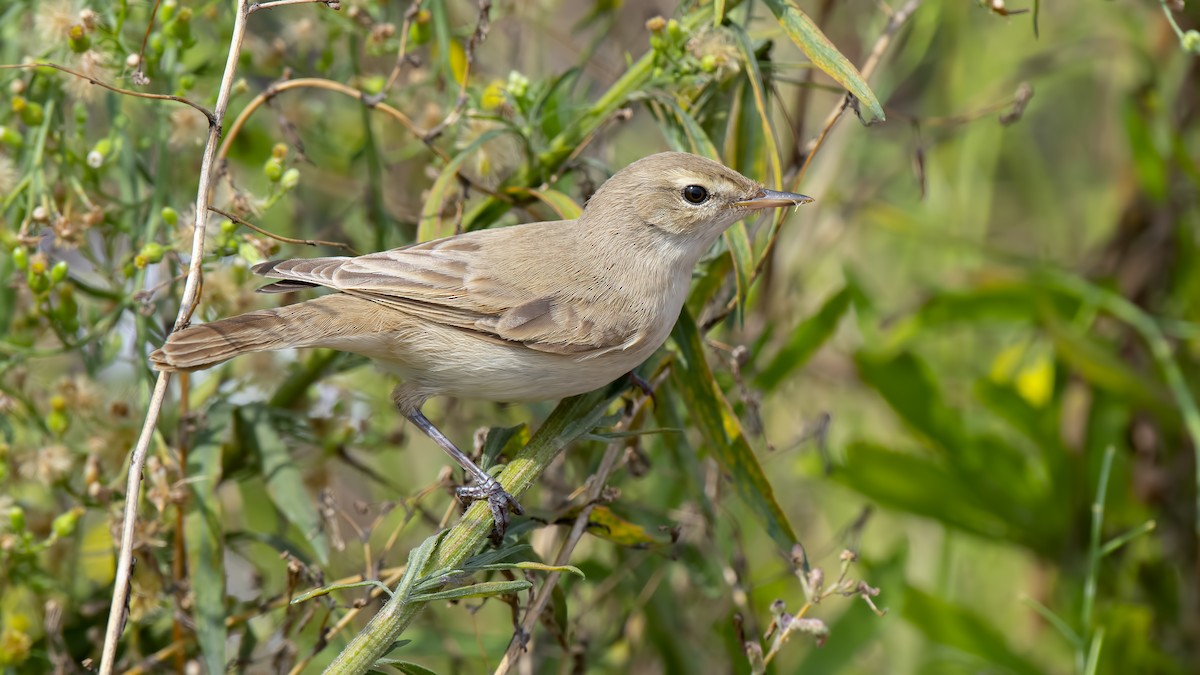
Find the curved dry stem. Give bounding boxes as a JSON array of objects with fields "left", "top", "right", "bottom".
[{"left": 216, "top": 76, "right": 435, "bottom": 164}]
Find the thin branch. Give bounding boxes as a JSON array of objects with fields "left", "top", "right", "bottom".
[
  {"left": 249, "top": 0, "right": 341, "bottom": 15},
  {"left": 0, "top": 62, "right": 214, "bottom": 124},
  {"left": 209, "top": 206, "right": 361, "bottom": 255},
  {"left": 215, "top": 77, "right": 508, "bottom": 202},
  {"left": 422, "top": 0, "right": 492, "bottom": 142},
  {"left": 713, "top": 0, "right": 923, "bottom": 325},
  {"left": 131, "top": 0, "right": 163, "bottom": 85},
  {"left": 382, "top": 0, "right": 424, "bottom": 94},
  {"left": 98, "top": 2, "right": 252, "bottom": 673}
]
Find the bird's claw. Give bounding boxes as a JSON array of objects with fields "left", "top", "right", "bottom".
[{"left": 456, "top": 479, "right": 523, "bottom": 544}]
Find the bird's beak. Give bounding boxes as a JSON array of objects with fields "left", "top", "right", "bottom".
[{"left": 733, "top": 189, "right": 815, "bottom": 211}]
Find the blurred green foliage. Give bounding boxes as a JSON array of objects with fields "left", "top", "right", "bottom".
[{"left": 1, "top": 0, "right": 1199, "bottom": 673}]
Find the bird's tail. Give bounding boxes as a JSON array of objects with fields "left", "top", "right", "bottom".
[{"left": 150, "top": 294, "right": 369, "bottom": 372}]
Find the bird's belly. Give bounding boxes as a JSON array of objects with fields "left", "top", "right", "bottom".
[{"left": 331, "top": 325, "right": 656, "bottom": 403}]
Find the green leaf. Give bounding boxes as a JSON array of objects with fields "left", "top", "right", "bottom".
[
  {"left": 670, "top": 308, "right": 799, "bottom": 554},
  {"left": 1041, "top": 315, "right": 1170, "bottom": 412},
  {"left": 730, "top": 25, "right": 782, "bottom": 187},
  {"left": 408, "top": 579, "right": 532, "bottom": 603},
  {"left": 903, "top": 586, "right": 1044, "bottom": 675},
  {"left": 467, "top": 561, "right": 586, "bottom": 578},
  {"left": 186, "top": 420, "right": 227, "bottom": 675},
  {"left": 417, "top": 128, "right": 509, "bottom": 242},
  {"left": 760, "top": 0, "right": 885, "bottom": 121},
  {"left": 756, "top": 284, "right": 853, "bottom": 391},
  {"left": 292, "top": 580, "right": 394, "bottom": 605},
  {"left": 854, "top": 350, "right": 966, "bottom": 453},
  {"left": 371, "top": 659, "right": 438, "bottom": 675},
  {"left": 521, "top": 188, "right": 582, "bottom": 220},
  {"left": 236, "top": 405, "right": 330, "bottom": 565},
  {"left": 836, "top": 441, "right": 1015, "bottom": 541}
]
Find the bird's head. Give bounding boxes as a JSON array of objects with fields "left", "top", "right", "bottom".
[{"left": 583, "top": 152, "right": 813, "bottom": 254}]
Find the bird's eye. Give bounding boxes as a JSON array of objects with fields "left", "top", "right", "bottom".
[{"left": 681, "top": 185, "right": 709, "bottom": 205}]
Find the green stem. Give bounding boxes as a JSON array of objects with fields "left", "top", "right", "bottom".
[
  {"left": 1081, "top": 446, "right": 1114, "bottom": 640},
  {"left": 323, "top": 385, "right": 621, "bottom": 674}
]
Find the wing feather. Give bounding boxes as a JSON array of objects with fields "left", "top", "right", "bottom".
[{"left": 251, "top": 232, "right": 637, "bottom": 356}]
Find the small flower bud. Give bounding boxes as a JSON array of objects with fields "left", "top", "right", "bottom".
[
  {"left": 8, "top": 506, "right": 25, "bottom": 531},
  {"left": 271, "top": 142, "right": 289, "bottom": 159},
  {"left": 125, "top": 53, "right": 140, "bottom": 69},
  {"left": 1184, "top": 30, "right": 1200, "bottom": 54},
  {"left": 281, "top": 167, "right": 300, "bottom": 190},
  {"left": 220, "top": 219, "right": 236, "bottom": 234},
  {"left": 16, "top": 98, "right": 45, "bottom": 126},
  {"left": 645, "top": 16, "right": 666, "bottom": 33},
  {"left": 52, "top": 507, "right": 83, "bottom": 538},
  {"left": 50, "top": 260, "right": 68, "bottom": 284},
  {"left": 506, "top": 70, "right": 529, "bottom": 99},
  {"left": 11, "top": 247, "right": 28, "bottom": 270},
  {"left": 161, "top": 207, "right": 179, "bottom": 226},
  {"left": 263, "top": 156, "right": 284, "bottom": 182},
  {"left": 68, "top": 24, "right": 91, "bottom": 53},
  {"left": 137, "top": 241, "right": 165, "bottom": 266},
  {"left": 409, "top": 9, "right": 432, "bottom": 45},
  {"left": 0, "top": 125, "right": 23, "bottom": 149}
]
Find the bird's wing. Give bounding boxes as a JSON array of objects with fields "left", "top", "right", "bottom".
[{"left": 251, "top": 235, "right": 638, "bottom": 357}]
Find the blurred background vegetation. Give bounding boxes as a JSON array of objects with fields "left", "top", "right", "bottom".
[{"left": 2, "top": 0, "right": 1199, "bottom": 673}]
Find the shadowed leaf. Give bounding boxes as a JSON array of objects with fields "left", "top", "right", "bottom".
[
  {"left": 236, "top": 405, "right": 330, "bottom": 565},
  {"left": 671, "top": 308, "right": 799, "bottom": 554},
  {"left": 186, "top": 414, "right": 228, "bottom": 675}
]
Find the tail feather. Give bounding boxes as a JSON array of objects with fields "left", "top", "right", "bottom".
[{"left": 150, "top": 294, "right": 374, "bottom": 372}]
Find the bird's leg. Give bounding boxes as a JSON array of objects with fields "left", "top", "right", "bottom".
[
  {"left": 405, "top": 409, "right": 523, "bottom": 542},
  {"left": 627, "top": 370, "right": 657, "bottom": 407}
]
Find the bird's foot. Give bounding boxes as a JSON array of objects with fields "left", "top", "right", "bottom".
[{"left": 456, "top": 479, "right": 524, "bottom": 544}]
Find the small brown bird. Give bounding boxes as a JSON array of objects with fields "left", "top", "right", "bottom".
[{"left": 151, "top": 152, "right": 812, "bottom": 538}]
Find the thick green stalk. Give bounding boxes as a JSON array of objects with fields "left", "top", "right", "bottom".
[{"left": 324, "top": 385, "right": 620, "bottom": 674}]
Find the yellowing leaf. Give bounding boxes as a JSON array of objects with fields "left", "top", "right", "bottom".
[{"left": 760, "top": 0, "right": 885, "bottom": 121}]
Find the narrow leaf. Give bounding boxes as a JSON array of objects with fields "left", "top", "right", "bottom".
[
  {"left": 757, "top": 284, "right": 852, "bottom": 390},
  {"left": 730, "top": 25, "right": 782, "bottom": 187},
  {"left": 760, "top": 0, "right": 886, "bottom": 121},
  {"left": 409, "top": 579, "right": 532, "bottom": 603},
  {"left": 186, "top": 424, "right": 227, "bottom": 675},
  {"left": 522, "top": 188, "right": 583, "bottom": 220},
  {"left": 671, "top": 309, "right": 799, "bottom": 554},
  {"left": 237, "top": 406, "right": 330, "bottom": 565}
]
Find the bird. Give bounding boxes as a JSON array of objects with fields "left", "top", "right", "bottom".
[{"left": 151, "top": 151, "right": 813, "bottom": 540}]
